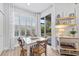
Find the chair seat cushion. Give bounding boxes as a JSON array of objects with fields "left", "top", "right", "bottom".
[{"left": 32, "top": 46, "right": 45, "bottom": 54}]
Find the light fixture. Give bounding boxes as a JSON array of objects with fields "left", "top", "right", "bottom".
[{"left": 27, "top": 3, "right": 30, "bottom": 6}]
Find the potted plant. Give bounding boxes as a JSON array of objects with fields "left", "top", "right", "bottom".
[{"left": 70, "top": 28, "right": 77, "bottom": 37}]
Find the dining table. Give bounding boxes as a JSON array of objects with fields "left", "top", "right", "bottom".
[{"left": 23, "top": 37, "right": 46, "bottom": 56}]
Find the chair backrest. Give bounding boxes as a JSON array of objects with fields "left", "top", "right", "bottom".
[
  {"left": 37, "top": 40, "right": 47, "bottom": 48},
  {"left": 30, "top": 40, "right": 47, "bottom": 56},
  {"left": 17, "top": 37, "right": 25, "bottom": 48}
]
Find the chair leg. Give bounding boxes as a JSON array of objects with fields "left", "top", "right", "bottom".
[
  {"left": 45, "top": 52, "right": 47, "bottom": 56},
  {"left": 30, "top": 47, "right": 34, "bottom": 56},
  {"left": 20, "top": 50, "right": 24, "bottom": 56},
  {"left": 20, "top": 49, "right": 27, "bottom": 56},
  {"left": 39, "top": 54, "right": 41, "bottom": 56},
  {"left": 45, "top": 47, "right": 47, "bottom": 56}
]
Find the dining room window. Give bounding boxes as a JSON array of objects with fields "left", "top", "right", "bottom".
[{"left": 14, "top": 15, "right": 36, "bottom": 37}]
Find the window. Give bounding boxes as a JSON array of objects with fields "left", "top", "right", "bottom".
[
  {"left": 40, "top": 14, "right": 51, "bottom": 37},
  {"left": 40, "top": 17, "right": 45, "bottom": 36},
  {"left": 14, "top": 15, "right": 36, "bottom": 37}
]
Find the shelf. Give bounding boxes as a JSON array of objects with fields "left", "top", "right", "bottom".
[
  {"left": 60, "top": 48, "right": 79, "bottom": 56},
  {"left": 61, "top": 53, "right": 77, "bottom": 56},
  {"left": 60, "top": 47, "right": 79, "bottom": 52},
  {"left": 56, "top": 16, "right": 78, "bottom": 56},
  {"left": 56, "top": 16, "right": 77, "bottom": 20},
  {"left": 56, "top": 24, "right": 77, "bottom": 26},
  {"left": 55, "top": 24, "right": 77, "bottom": 28}
]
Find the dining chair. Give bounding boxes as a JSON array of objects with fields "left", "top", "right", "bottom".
[
  {"left": 31, "top": 40, "right": 47, "bottom": 56},
  {"left": 17, "top": 37, "right": 27, "bottom": 56}
]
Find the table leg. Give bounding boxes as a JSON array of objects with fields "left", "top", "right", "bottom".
[{"left": 27, "top": 46, "right": 30, "bottom": 56}]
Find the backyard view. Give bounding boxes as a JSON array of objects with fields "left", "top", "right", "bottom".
[{"left": 41, "top": 14, "right": 51, "bottom": 37}]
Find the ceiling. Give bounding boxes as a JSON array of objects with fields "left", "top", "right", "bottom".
[{"left": 14, "top": 3, "right": 53, "bottom": 13}]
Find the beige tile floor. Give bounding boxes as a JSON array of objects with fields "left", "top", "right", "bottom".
[{"left": 0, "top": 45, "right": 59, "bottom": 56}]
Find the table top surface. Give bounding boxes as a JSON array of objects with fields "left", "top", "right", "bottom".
[{"left": 23, "top": 37, "right": 46, "bottom": 45}]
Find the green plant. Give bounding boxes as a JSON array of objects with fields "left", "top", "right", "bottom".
[
  {"left": 70, "top": 30, "right": 76, "bottom": 35},
  {"left": 70, "top": 28, "right": 77, "bottom": 36},
  {"left": 41, "top": 26, "right": 44, "bottom": 33}
]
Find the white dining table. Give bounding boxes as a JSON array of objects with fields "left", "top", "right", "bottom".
[{"left": 23, "top": 37, "right": 46, "bottom": 56}]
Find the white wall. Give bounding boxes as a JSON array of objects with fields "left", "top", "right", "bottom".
[
  {"left": 75, "top": 4, "right": 79, "bottom": 37},
  {"left": 0, "top": 3, "right": 3, "bottom": 53},
  {"left": 2, "top": 3, "right": 14, "bottom": 50},
  {"left": 41, "top": 5, "right": 53, "bottom": 17}
]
